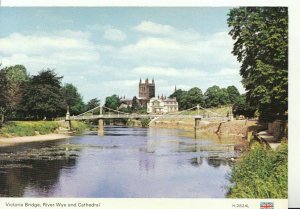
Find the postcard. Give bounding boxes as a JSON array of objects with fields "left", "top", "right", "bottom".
[{"left": 0, "top": 1, "right": 297, "bottom": 209}]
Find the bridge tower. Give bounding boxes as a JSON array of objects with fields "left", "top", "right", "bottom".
[
  {"left": 65, "top": 105, "right": 72, "bottom": 130},
  {"left": 98, "top": 119, "right": 104, "bottom": 136},
  {"left": 194, "top": 116, "right": 201, "bottom": 139},
  {"left": 98, "top": 103, "right": 104, "bottom": 136}
]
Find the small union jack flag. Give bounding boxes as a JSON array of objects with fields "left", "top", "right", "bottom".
[{"left": 260, "top": 202, "right": 274, "bottom": 209}]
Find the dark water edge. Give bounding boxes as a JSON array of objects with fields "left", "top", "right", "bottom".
[{"left": 0, "top": 126, "right": 243, "bottom": 198}]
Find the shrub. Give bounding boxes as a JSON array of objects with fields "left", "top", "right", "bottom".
[
  {"left": 228, "top": 142, "right": 288, "bottom": 198},
  {"left": 141, "top": 118, "right": 151, "bottom": 127}
]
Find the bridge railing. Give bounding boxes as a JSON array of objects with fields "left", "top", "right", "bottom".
[{"left": 68, "top": 114, "right": 229, "bottom": 121}]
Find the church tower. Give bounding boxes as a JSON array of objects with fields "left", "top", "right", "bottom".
[{"left": 139, "top": 78, "right": 155, "bottom": 100}]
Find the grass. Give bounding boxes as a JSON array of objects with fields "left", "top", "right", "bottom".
[
  {"left": 227, "top": 141, "right": 288, "bottom": 198},
  {"left": 70, "top": 121, "right": 90, "bottom": 134},
  {"left": 180, "top": 105, "right": 232, "bottom": 116},
  {"left": 0, "top": 121, "right": 60, "bottom": 137},
  {"left": 0, "top": 120, "right": 90, "bottom": 137}
]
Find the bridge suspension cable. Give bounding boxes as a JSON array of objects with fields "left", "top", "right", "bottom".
[
  {"left": 76, "top": 105, "right": 101, "bottom": 117},
  {"left": 102, "top": 106, "right": 130, "bottom": 115}
]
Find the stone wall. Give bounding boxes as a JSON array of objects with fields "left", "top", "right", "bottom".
[{"left": 268, "top": 120, "right": 288, "bottom": 140}]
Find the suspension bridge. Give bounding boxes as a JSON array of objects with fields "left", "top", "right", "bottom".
[
  {"left": 65, "top": 105, "right": 232, "bottom": 135},
  {"left": 65, "top": 104, "right": 232, "bottom": 135}
]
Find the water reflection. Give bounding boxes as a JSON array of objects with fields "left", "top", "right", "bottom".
[
  {"left": 0, "top": 142, "right": 79, "bottom": 197},
  {"left": 0, "top": 127, "right": 243, "bottom": 197}
]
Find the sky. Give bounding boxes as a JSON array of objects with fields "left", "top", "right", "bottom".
[{"left": 0, "top": 7, "right": 244, "bottom": 102}]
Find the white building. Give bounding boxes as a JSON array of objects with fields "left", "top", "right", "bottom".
[{"left": 147, "top": 96, "right": 178, "bottom": 114}]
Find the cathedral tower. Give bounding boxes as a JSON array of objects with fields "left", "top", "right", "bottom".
[{"left": 139, "top": 78, "right": 155, "bottom": 100}]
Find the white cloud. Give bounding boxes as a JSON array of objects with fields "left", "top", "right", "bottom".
[
  {"left": 119, "top": 29, "right": 236, "bottom": 66},
  {"left": 0, "top": 21, "right": 244, "bottom": 102},
  {"left": 87, "top": 24, "right": 126, "bottom": 42},
  {"left": 131, "top": 66, "right": 207, "bottom": 78},
  {"left": 133, "top": 21, "right": 202, "bottom": 41},
  {"left": 214, "top": 68, "right": 239, "bottom": 77},
  {"left": 0, "top": 31, "right": 101, "bottom": 73},
  {"left": 103, "top": 28, "right": 126, "bottom": 41},
  {"left": 0, "top": 32, "right": 95, "bottom": 56},
  {"left": 133, "top": 21, "right": 174, "bottom": 35}
]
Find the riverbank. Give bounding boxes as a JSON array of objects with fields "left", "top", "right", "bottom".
[
  {"left": 150, "top": 118, "right": 265, "bottom": 138},
  {"left": 0, "top": 120, "right": 89, "bottom": 147},
  {"left": 227, "top": 141, "right": 288, "bottom": 198},
  {"left": 0, "top": 133, "right": 72, "bottom": 147}
]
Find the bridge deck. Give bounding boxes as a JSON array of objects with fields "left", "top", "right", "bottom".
[{"left": 68, "top": 114, "right": 228, "bottom": 121}]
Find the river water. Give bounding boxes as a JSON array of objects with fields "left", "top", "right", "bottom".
[{"left": 0, "top": 127, "right": 243, "bottom": 197}]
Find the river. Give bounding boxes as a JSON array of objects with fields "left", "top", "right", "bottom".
[{"left": 0, "top": 126, "right": 244, "bottom": 197}]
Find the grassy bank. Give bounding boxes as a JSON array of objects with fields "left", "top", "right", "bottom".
[
  {"left": 70, "top": 121, "right": 90, "bottom": 134},
  {"left": 227, "top": 142, "right": 288, "bottom": 198},
  {"left": 0, "top": 121, "right": 89, "bottom": 137}
]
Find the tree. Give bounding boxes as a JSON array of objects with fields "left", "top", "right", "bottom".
[
  {"left": 180, "top": 87, "right": 204, "bottom": 110},
  {"left": 204, "top": 85, "right": 232, "bottom": 108},
  {"left": 22, "top": 69, "right": 65, "bottom": 119},
  {"left": 0, "top": 65, "right": 29, "bottom": 120},
  {"left": 61, "top": 83, "right": 85, "bottom": 115},
  {"left": 204, "top": 85, "right": 221, "bottom": 107},
  {"left": 227, "top": 85, "right": 240, "bottom": 104},
  {"left": 170, "top": 89, "right": 187, "bottom": 110},
  {"left": 228, "top": 7, "right": 288, "bottom": 121},
  {"left": 86, "top": 98, "right": 100, "bottom": 111},
  {"left": 104, "top": 95, "right": 120, "bottom": 110},
  {"left": 131, "top": 96, "right": 140, "bottom": 112},
  {"left": 232, "top": 94, "right": 256, "bottom": 118},
  {"left": 218, "top": 88, "right": 230, "bottom": 105}
]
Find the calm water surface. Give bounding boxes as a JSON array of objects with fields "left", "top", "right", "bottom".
[{"left": 0, "top": 127, "right": 243, "bottom": 197}]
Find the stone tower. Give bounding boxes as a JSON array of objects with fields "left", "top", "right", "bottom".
[{"left": 139, "top": 78, "right": 155, "bottom": 100}]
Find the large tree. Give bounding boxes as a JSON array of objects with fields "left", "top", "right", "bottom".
[
  {"left": 180, "top": 87, "right": 204, "bottom": 110},
  {"left": 22, "top": 69, "right": 65, "bottom": 119},
  {"left": 104, "top": 95, "right": 120, "bottom": 110},
  {"left": 131, "top": 96, "right": 140, "bottom": 112},
  {"left": 232, "top": 94, "right": 256, "bottom": 118},
  {"left": 228, "top": 7, "right": 288, "bottom": 121},
  {"left": 204, "top": 85, "right": 229, "bottom": 108},
  {"left": 85, "top": 98, "right": 101, "bottom": 111},
  {"left": 61, "top": 83, "right": 85, "bottom": 115},
  {"left": 227, "top": 85, "right": 240, "bottom": 104},
  {"left": 0, "top": 65, "right": 28, "bottom": 120},
  {"left": 169, "top": 89, "right": 187, "bottom": 110}
]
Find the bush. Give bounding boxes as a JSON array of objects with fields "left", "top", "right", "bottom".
[
  {"left": 228, "top": 142, "right": 288, "bottom": 198},
  {"left": 141, "top": 118, "right": 151, "bottom": 127},
  {"left": 70, "top": 121, "right": 89, "bottom": 134}
]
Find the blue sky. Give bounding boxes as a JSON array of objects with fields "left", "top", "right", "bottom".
[{"left": 0, "top": 7, "right": 244, "bottom": 102}]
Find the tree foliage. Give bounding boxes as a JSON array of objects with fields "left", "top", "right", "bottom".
[
  {"left": 227, "top": 85, "right": 240, "bottom": 104},
  {"left": 180, "top": 87, "right": 204, "bottom": 110},
  {"left": 61, "top": 83, "right": 85, "bottom": 115},
  {"left": 105, "top": 95, "right": 120, "bottom": 110},
  {"left": 232, "top": 94, "right": 256, "bottom": 118},
  {"left": 131, "top": 96, "right": 141, "bottom": 111},
  {"left": 227, "top": 7, "right": 288, "bottom": 121},
  {"left": 171, "top": 85, "right": 240, "bottom": 110},
  {"left": 204, "top": 85, "right": 230, "bottom": 108},
  {"left": 0, "top": 65, "right": 29, "bottom": 120},
  {"left": 22, "top": 69, "right": 65, "bottom": 119},
  {"left": 85, "top": 98, "right": 100, "bottom": 111}
]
